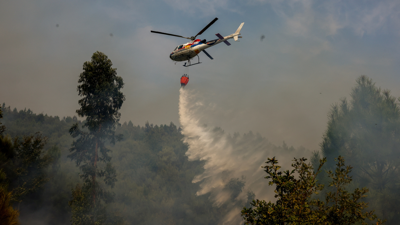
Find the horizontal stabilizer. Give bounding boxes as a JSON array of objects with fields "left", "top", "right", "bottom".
[
  {"left": 215, "top": 33, "right": 231, "bottom": 46},
  {"left": 215, "top": 33, "right": 224, "bottom": 39},
  {"left": 223, "top": 40, "right": 231, "bottom": 46}
]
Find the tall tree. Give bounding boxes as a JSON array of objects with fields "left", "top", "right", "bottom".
[
  {"left": 69, "top": 51, "right": 125, "bottom": 225},
  {"left": 321, "top": 76, "right": 400, "bottom": 223}
]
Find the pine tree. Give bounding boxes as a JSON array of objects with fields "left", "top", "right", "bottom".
[
  {"left": 69, "top": 51, "right": 125, "bottom": 225},
  {"left": 321, "top": 76, "right": 400, "bottom": 223}
]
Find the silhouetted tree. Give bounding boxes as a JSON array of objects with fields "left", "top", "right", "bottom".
[
  {"left": 321, "top": 76, "right": 400, "bottom": 223},
  {"left": 69, "top": 51, "right": 125, "bottom": 225}
]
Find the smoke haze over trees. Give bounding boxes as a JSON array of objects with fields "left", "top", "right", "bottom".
[
  {"left": 320, "top": 75, "right": 400, "bottom": 224},
  {"left": 0, "top": 104, "right": 312, "bottom": 225},
  {"left": 0, "top": 75, "right": 400, "bottom": 224}
]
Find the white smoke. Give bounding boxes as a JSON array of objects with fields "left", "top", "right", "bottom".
[{"left": 179, "top": 88, "right": 311, "bottom": 224}]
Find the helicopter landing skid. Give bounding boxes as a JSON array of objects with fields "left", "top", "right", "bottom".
[
  {"left": 183, "top": 55, "right": 201, "bottom": 67},
  {"left": 183, "top": 62, "right": 202, "bottom": 67}
]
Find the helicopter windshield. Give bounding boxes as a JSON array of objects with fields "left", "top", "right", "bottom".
[{"left": 174, "top": 45, "right": 184, "bottom": 51}]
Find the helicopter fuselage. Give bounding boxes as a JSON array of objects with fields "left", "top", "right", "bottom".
[
  {"left": 169, "top": 33, "right": 240, "bottom": 62},
  {"left": 151, "top": 18, "right": 244, "bottom": 66}
]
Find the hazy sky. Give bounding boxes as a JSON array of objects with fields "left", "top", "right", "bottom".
[{"left": 1, "top": 0, "right": 400, "bottom": 150}]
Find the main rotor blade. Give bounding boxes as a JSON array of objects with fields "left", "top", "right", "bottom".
[
  {"left": 193, "top": 17, "right": 218, "bottom": 40},
  {"left": 150, "top": 30, "right": 192, "bottom": 40}
]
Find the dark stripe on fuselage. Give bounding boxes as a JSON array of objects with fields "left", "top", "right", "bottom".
[{"left": 206, "top": 39, "right": 219, "bottom": 46}]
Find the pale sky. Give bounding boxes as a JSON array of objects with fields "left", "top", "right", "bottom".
[{"left": 1, "top": 0, "right": 400, "bottom": 150}]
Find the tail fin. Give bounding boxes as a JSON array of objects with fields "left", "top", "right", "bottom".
[{"left": 234, "top": 22, "right": 244, "bottom": 41}]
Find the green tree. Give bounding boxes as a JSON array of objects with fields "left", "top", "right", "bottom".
[
  {"left": 0, "top": 108, "right": 54, "bottom": 202},
  {"left": 69, "top": 51, "right": 125, "bottom": 225},
  {"left": 241, "top": 156, "right": 384, "bottom": 224},
  {"left": 321, "top": 76, "right": 400, "bottom": 223},
  {"left": 0, "top": 106, "right": 57, "bottom": 224},
  {"left": 0, "top": 170, "right": 19, "bottom": 225}
]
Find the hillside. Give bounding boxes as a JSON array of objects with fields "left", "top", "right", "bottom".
[{"left": 1, "top": 104, "right": 301, "bottom": 225}]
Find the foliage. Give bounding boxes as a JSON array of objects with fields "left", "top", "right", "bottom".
[
  {"left": 0, "top": 106, "right": 57, "bottom": 202},
  {"left": 3, "top": 75, "right": 398, "bottom": 224},
  {"left": 1, "top": 104, "right": 316, "bottom": 225},
  {"left": 5, "top": 133, "right": 52, "bottom": 201},
  {"left": 323, "top": 156, "right": 384, "bottom": 224},
  {"left": 1, "top": 104, "right": 80, "bottom": 224},
  {"left": 74, "top": 51, "right": 124, "bottom": 139},
  {"left": 0, "top": 170, "right": 19, "bottom": 225},
  {"left": 242, "top": 156, "right": 385, "bottom": 224},
  {"left": 2, "top": 106, "right": 216, "bottom": 224},
  {"left": 321, "top": 75, "right": 400, "bottom": 224},
  {"left": 69, "top": 184, "right": 118, "bottom": 225},
  {"left": 69, "top": 51, "right": 125, "bottom": 225},
  {"left": 109, "top": 122, "right": 216, "bottom": 225},
  {"left": 1, "top": 106, "right": 61, "bottom": 224},
  {"left": 0, "top": 107, "right": 5, "bottom": 135},
  {"left": 0, "top": 107, "right": 19, "bottom": 225}
]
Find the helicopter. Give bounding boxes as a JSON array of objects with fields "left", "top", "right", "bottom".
[{"left": 151, "top": 18, "right": 244, "bottom": 67}]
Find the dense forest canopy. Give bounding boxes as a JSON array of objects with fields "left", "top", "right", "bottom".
[
  {"left": 1, "top": 76, "right": 400, "bottom": 225},
  {"left": 0, "top": 103, "right": 314, "bottom": 225},
  {"left": 0, "top": 104, "right": 307, "bottom": 224}
]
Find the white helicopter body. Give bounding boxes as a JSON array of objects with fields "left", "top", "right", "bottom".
[{"left": 151, "top": 18, "right": 244, "bottom": 67}]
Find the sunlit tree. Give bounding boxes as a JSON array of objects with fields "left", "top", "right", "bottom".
[{"left": 242, "top": 156, "right": 385, "bottom": 224}]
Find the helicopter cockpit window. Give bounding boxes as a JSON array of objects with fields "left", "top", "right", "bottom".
[
  {"left": 178, "top": 45, "right": 183, "bottom": 49},
  {"left": 174, "top": 46, "right": 178, "bottom": 51}
]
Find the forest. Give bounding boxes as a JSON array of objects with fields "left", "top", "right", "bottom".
[
  {"left": 1, "top": 103, "right": 306, "bottom": 224},
  {"left": 1, "top": 53, "right": 399, "bottom": 225}
]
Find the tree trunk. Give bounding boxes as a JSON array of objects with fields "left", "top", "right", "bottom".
[
  {"left": 93, "top": 140, "right": 98, "bottom": 205},
  {"left": 93, "top": 125, "right": 101, "bottom": 205}
]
